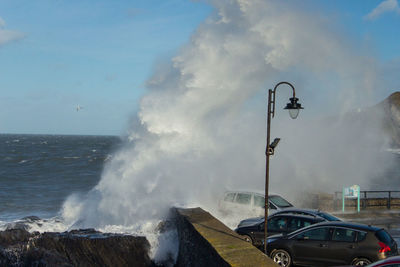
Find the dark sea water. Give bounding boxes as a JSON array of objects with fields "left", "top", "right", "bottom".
[{"left": 0, "top": 134, "right": 121, "bottom": 222}]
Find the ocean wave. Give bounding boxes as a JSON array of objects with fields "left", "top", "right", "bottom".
[{"left": 0, "top": 216, "right": 69, "bottom": 233}]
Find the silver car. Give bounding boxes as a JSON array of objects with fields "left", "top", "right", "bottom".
[{"left": 219, "top": 190, "right": 293, "bottom": 217}]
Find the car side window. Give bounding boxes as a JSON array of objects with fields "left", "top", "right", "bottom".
[
  {"left": 357, "top": 231, "right": 367, "bottom": 242},
  {"left": 224, "top": 193, "right": 236, "bottom": 202},
  {"left": 254, "top": 195, "right": 265, "bottom": 208},
  {"left": 297, "top": 227, "right": 330, "bottom": 241},
  {"left": 332, "top": 228, "right": 356, "bottom": 242},
  {"left": 268, "top": 217, "right": 288, "bottom": 231},
  {"left": 236, "top": 193, "right": 251, "bottom": 204},
  {"left": 288, "top": 218, "right": 302, "bottom": 232}
]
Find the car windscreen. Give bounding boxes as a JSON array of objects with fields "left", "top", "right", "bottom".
[
  {"left": 376, "top": 229, "right": 394, "bottom": 245},
  {"left": 269, "top": 195, "right": 293, "bottom": 208}
]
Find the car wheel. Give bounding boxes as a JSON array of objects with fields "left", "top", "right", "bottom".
[
  {"left": 242, "top": 234, "right": 254, "bottom": 244},
  {"left": 351, "top": 258, "right": 372, "bottom": 266},
  {"left": 270, "top": 249, "right": 291, "bottom": 267}
]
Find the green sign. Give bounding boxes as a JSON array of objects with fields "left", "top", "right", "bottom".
[{"left": 342, "top": 185, "right": 360, "bottom": 213}]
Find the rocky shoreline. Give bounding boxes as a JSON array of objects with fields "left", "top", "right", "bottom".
[{"left": 0, "top": 227, "right": 151, "bottom": 267}]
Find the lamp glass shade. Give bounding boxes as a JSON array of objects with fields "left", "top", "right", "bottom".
[{"left": 288, "top": 108, "right": 300, "bottom": 119}]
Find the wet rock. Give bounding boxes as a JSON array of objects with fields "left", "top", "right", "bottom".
[
  {"left": 0, "top": 229, "right": 32, "bottom": 246},
  {"left": 0, "top": 228, "right": 152, "bottom": 267}
]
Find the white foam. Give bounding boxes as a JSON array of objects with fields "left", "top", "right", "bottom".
[{"left": 58, "top": 0, "right": 392, "bottom": 264}]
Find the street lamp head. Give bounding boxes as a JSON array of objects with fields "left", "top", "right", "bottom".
[{"left": 284, "top": 97, "right": 303, "bottom": 119}]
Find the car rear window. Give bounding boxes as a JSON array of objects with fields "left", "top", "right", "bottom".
[{"left": 376, "top": 229, "right": 394, "bottom": 245}]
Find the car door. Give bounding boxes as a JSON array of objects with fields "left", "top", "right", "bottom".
[
  {"left": 291, "top": 226, "right": 333, "bottom": 266},
  {"left": 220, "top": 192, "right": 237, "bottom": 213},
  {"left": 250, "top": 215, "right": 290, "bottom": 246},
  {"left": 325, "top": 227, "right": 358, "bottom": 265},
  {"left": 252, "top": 194, "right": 265, "bottom": 216},
  {"left": 249, "top": 222, "right": 266, "bottom": 246},
  {"left": 253, "top": 215, "right": 289, "bottom": 242},
  {"left": 267, "top": 215, "right": 289, "bottom": 236},
  {"left": 234, "top": 192, "right": 253, "bottom": 216}
]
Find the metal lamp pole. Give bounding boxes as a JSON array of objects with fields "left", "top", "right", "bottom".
[{"left": 264, "top": 81, "right": 303, "bottom": 254}]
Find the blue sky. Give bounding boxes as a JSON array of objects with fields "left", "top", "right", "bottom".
[{"left": 1, "top": 0, "right": 400, "bottom": 135}]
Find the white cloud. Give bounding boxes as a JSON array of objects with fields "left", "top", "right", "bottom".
[
  {"left": 365, "top": 0, "right": 400, "bottom": 20},
  {"left": 0, "top": 16, "right": 24, "bottom": 46},
  {"left": 0, "top": 29, "right": 24, "bottom": 45},
  {"left": 0, "top": 16, "right": 5, "bottom": 28}
]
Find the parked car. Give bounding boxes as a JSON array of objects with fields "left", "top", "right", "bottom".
[
  {"left": 235, "top": 213, "right": 325, "bottom": 246},
  {"left": 266, "top": 221, "right": 398, "bottom": 267},
  {"left": 219, "top": 191, "right": 293, "bottom": 217},
  {"left": 365, "top": 256, "right": 400, "bottom": 266},
  {"left": 338, "top": 256, "right": 400, "bottom": 267},
  {"left": 270, "top": 207, "right": 341, "bottom": 221}
]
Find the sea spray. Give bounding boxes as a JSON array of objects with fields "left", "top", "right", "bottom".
[{"left": 59, "top": 0, "right": 390, "bottom": 263}]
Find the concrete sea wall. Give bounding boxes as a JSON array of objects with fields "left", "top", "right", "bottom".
[{"left": 173, "top": 207, "right": 277, "bottom": 267}]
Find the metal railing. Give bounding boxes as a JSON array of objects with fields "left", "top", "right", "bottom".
[{"left": 334, "top": 190, "right": 400, "bottom": 210}]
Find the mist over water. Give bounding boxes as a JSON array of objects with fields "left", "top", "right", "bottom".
[{"left": 58, "top": 0, "right": 397, "bottom": 262}]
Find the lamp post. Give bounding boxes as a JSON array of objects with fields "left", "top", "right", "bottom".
[{"left": 264, "top": 81, "right": 303, "bottom": 254}]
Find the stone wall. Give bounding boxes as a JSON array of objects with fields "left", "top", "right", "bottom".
[{"left": 173, "top": 207, "right": 278, "bottom": 267}]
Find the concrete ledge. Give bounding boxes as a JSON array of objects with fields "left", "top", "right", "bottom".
[{"left": 173, "top": 207, "right": 277, "bottom": 267}]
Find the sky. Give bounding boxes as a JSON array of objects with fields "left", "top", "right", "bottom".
[{"left": 0, "top": 0, "right": 400, "bottom": 136}]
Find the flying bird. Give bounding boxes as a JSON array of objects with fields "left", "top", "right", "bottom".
[{"left": 76, "top": 105, "right": 83, "bottom": 111}]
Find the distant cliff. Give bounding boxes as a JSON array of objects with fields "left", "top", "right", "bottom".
[
  {"left": 290, "top": 91, "right": 400, "bottom": 201},
  {"left": 378, "top": 92, "right": 400, "bottom": 148},
  {"left": 337, "top": 91, "right": 400, "bottom": 149},
  {"left": 343, "top": 92, "right": 400, "bottom": 187}
]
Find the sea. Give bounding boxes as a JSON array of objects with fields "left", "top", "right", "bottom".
[
  {"left": 0, "top": 134, "right": 121, "bottom": 222},
  {"left": 2, "top": 133, "right": 400, "bottom": 260}
]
